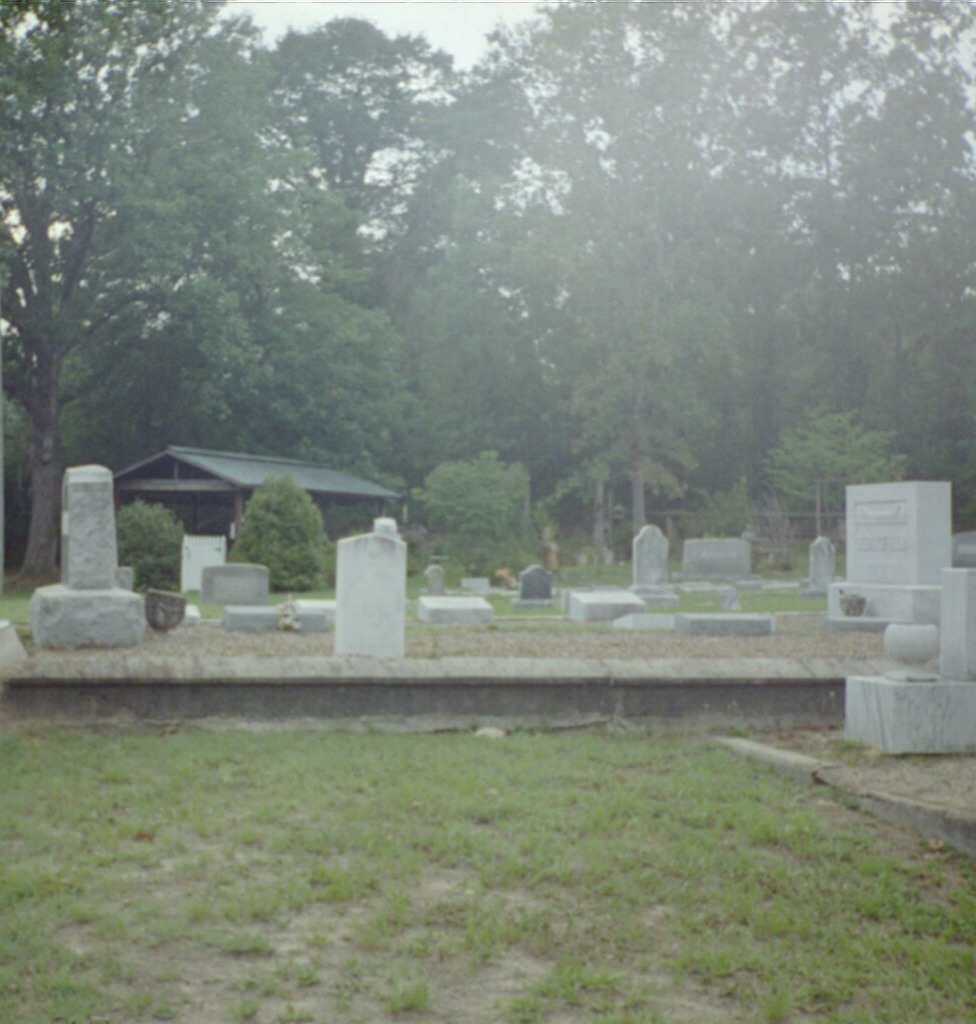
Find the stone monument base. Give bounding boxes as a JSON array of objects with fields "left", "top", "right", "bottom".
[
  {"left": 826, "top": 582, "right": 941, "bottom": 632},
  {"left": 29, "top": 584, "right": 145, "bottom": 650},
  {"left": 846, "top": 675, "right": 976, "bottom": 754}
]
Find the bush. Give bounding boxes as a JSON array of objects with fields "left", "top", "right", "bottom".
[
  {"left": 116, "top": 500, "right": 184, "bottom": 592},
  {"left": 230, "top": 476, "right": 330, "bottom": 591}
]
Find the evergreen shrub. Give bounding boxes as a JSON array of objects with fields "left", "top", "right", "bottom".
[
  {"left": 231, "top": 476, "right": 330, "bottom": 592},
  {"left": 116, "top": 500, "right": 184, "bottom": 592}
]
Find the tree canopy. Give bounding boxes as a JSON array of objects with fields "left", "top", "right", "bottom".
[{"left": 3, "top": 0, "right": 976, "bottom": 574}]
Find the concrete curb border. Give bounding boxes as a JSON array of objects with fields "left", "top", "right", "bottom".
[{"left": 714, "top": 736, "right": 976, "bottom": 859}]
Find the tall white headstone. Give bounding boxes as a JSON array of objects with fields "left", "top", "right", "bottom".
[{"left": 334, "top": 517, "right": 406, "bottom": 658}]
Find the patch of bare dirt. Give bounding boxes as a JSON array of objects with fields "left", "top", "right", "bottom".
[{"left": 761, "top": 725, "right": 976, "bottom": 818}]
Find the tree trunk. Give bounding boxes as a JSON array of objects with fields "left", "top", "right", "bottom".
[
  {"left": 631, "top": 469, "right": 646, "bottom": 539},
  {"left": 593, "top": 478, "right": 609, "bottom": 564},
  {"left": 19, "top": 402, "right": 63, "bottom": 581}
]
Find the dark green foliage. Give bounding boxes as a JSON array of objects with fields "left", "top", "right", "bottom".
[
  {"left": 413, "top": 453, "right": 532, "bottom": 572},
  {"left": 116, "top": 501, "right": 184, "bottom": 592},
  {"left": 767, "top": 411, "right": 907, "bottom": 513},
  {"left": 230, "top": 477, "right": 330, "bottom": 592}
]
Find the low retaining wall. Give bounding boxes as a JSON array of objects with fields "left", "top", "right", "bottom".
[{"left": 1, "top": 656, "right": 882, "bottom": 731}]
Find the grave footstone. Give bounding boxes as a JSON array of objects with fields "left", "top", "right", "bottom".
[
  {"left": 568, "top": 590, "right": 645, "bottom": 623},
  {"left": 29, "top": 465, "right": 145, "bottom": 649},
  {"left": 675, "top": 613, "right": 773, "bottom": 636},
  {"left": 334, "top": 517, "right": 406, "bottom": 658},
  {"left": 416, "top": 596, "right": 493, "bottom": 625}
]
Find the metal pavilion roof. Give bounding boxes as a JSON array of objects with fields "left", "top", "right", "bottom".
[{"left": 115, "top": 446, "right": 400, "bottom": 500}]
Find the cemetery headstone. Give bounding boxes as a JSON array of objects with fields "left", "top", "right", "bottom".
[
  {"left": 681, "top": 538, "right": 752, "bottom": 579},
  {"left": 827, "top": 481, "right": 950, "bottom": 629},
  {"left": 334, "top": 517, "right": 406, "bottom": 658},
  {"left": 633, "top": 524, "right": 670, "bottom": 587},
  {"left": 29, "top": 465, "right": 145, "bottom": 648},
  {"left": 424, "top": 564, "right": 446, "bottom": 596},
  {"left": 632, "top": 524, "right": 679, "bottom": 608},
  {"left": 806, "top": 536, "right": 835, "bottom": 596},
  {"left": 201, "top": 564, "right": 269, "bottom": 607},
  {"left": 518, "top": 564, "right": 553, "bottom": 602},
  {"left": 461, "top": 577, "right": 490, "bottom": 594}
]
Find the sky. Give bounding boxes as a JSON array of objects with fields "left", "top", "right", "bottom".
[{"left": 224, "top": 1, "right": 554, "bottom": 67}]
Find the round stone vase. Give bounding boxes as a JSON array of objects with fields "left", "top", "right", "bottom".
[
  {"left": 145, "top": 589, "right": 187, "bottom": 632},
  {"left": 883, "top": 623, "right": 939, "bottom": 667}
]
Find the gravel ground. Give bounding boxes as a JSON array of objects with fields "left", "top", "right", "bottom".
[{"left": 26, "top": 612, "right": 886, "bottom": 663}]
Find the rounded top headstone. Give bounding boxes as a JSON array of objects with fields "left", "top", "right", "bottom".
[{"left": 373, "top": 517, "right": 398, "bottom": 537}]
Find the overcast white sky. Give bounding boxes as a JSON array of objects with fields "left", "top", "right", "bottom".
[{"left": 224, "top": 1, "right": 554, "bottom": 67}]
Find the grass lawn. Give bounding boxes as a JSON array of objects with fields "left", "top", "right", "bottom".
[{"left": 2, "top": 729, "right": 973, "bottom": 1023}]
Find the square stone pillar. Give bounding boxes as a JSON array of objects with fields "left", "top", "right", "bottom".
[{"left": 940, "top": 568, "right": 976, "bottom": 681}]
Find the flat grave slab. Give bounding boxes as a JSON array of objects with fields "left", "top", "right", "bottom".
[
  {"left": 568, "top": 590, "right": 646, "bottom": 623},
  {"left": 674, "top": 613, "right": 774, "bottom": 636},
  {"left": 293, "top": 599, "right": 336, "bottom": 628},
  {"left": 612, "top": 613, "right": 675, "bottom": 631},
  {"left": 417, "top": 596, "right": 494, "bottom": 625},
  {"left": 224, "top": 606, "right": 279, "bottom": 632}
]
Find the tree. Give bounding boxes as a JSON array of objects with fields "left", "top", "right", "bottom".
[
  {"left": 267, "top": 18, "right": 456, "bottom": 299},
  {"left": 453, "top": 3, "right": 733, "bottom": 534},
  {"left": 0, "top": 0, "right": 262, "bottom": 576},
  {"left": 766, "top": 410, "right": 906, "bottom": 532},
  {"left": 413, "top": 452, "right": 530, "bottom": 563}
]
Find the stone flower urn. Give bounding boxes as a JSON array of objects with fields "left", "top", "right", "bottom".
[
  {"left": 884, "top": 623, "right": 939, "bottom": 669},
  {"left": 839, "top": 592, "right": 867, "bottom": 617},
  {"left": 145, "top": 589, "right": 187, "bottom": 632}
]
